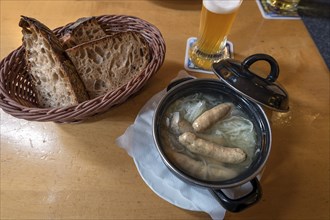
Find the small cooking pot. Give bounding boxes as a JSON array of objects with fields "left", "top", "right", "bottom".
[{"left": 152, "top": 54, "right": 289, "bottom": 212}]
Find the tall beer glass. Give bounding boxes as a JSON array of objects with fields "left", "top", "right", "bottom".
[{"left": 189, "top": 0, "right": 242, "bottom": 70}]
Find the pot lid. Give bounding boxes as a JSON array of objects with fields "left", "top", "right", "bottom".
[{"left": 212, "top": 54, "right": 289, "bottom": 112}]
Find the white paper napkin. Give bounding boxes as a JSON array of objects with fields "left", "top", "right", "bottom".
[{"left": 116, "top": 71, "right": 261, "bottom": 220}]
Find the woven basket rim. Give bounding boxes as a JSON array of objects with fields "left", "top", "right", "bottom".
[{"left": 0, "top": 14, "right": 166, "bottom": 123}]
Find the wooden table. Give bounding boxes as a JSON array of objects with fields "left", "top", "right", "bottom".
[{"left": 1, "top": 1, "right": 329, "bottom": 219}]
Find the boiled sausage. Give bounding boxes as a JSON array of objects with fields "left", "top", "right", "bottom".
[
  {"left": 168, "top": 150, "right": 238, "bottom": 180},
  {"left": 192, "top": 103, "right": 232, "bottom": 132},
  {"left": 178, "top": 132, "right": 246, "bottom": 164}
]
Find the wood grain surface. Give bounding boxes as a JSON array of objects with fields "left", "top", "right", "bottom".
[{"left": 1, "top": 1, "right": 329, "bottom": 219}]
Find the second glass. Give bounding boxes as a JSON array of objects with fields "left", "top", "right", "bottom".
[
  {"left": 189, "top": 0, "right": 243, "bottom": 70},
  {"left": 266, "top": 0, "right": 300, "bottom": 13}
]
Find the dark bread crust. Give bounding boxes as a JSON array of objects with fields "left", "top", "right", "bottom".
[
  {"left": 19, "top": 16, "right": 89, "bottom": 108},
  {"left": 59, "top": 16, "right": 107, "bottom": 49},
  {"left": 64, "top": 17, "right": 98, "bottom": 32},
  {"left": 19, "top": 16, "right": 64, "bottom": 56}
]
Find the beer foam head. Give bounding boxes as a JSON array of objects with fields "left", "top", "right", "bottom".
[{"left": 203, "top": 0, "right": 242, "bottom": 14}]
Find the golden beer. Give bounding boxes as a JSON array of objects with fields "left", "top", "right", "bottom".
[
  {"left": 266, "top": 0, "right": 300, "bottom": 12},
  {"left": 189, "top": 0, "right": 242, "bottom": 70}
]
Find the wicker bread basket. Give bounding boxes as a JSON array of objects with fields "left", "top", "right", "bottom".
[{"left": 0, "top": 15, "right": 166, "bottom": 123}]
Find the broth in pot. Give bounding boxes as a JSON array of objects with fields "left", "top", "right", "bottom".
[{"left": 159, "top": 92, "right": 257, "bottom": 181}]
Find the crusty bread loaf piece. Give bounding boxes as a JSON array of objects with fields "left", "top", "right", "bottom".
[
  {"left": 60, "top": 17, "right": 107, "bottom": 49},
  {"left": 19, "top": 16, "right": 89, "bottom": 108},
  {"left": 66, "top": 32, "right": 150, "bottom": 99}
]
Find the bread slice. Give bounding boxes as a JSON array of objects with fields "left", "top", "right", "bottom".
[
  {"left": 60, "top": 17, "right": 107, "bottom": 49},
  {"left": 19, "top": 16, "right": 89, "bottom": 108},
  {"left": 66, "top": 32, "right": 150, "bottom": 99}
]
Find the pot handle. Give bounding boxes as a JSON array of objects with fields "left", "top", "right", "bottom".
[
  {"left": 209, "top": 177, "right": 262, "bottom": 213},
  {"left": 166, "top": 77, "right": 194, "bottom": 92},
  {"left": 241, "top": 53, "right": 279, "bottom": 83}
]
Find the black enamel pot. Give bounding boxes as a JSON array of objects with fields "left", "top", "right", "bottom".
[{"left": 152, "top": 54, "right": 289, "bottom": 212}]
